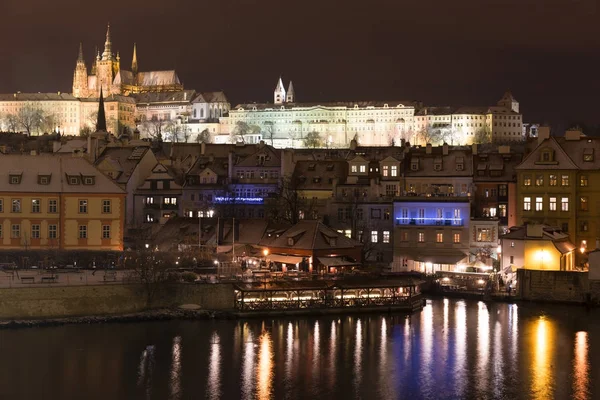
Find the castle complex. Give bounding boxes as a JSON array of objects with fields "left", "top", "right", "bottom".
[{"left": 72, "top": 24, "right": 183, "bottom": 98}]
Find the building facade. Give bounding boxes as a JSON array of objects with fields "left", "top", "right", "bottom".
[{"left": 0, "top": 155, "right": 125, "bottom": 251}]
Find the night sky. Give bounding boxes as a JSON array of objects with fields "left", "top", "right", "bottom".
[{"left": 1, "top": 0, "right": 598, "bottom": 129}]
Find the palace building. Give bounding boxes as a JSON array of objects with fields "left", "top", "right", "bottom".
[{"left": 72, "top": 24, "right": 183, "bottom": 98}]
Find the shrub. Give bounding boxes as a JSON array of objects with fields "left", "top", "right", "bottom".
[{"left": 181, "top": 271, "right": 198, "bottom": 283}]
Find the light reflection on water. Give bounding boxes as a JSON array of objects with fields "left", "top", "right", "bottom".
[{"left": 3, "top": 298, "right": 599, "bottom": 400}]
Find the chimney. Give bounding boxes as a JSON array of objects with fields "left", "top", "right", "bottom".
[
  {"left": 442, "top": 143, "right": 449, "bottom": 155},
  {"left": 200, "top": 141, "right": 206, "bottom": 155},
  {"left": 350, "top": 139, "right": 357, "bottom": 150},
  {"left": 537, "top": 126, "right": 550, "bottom": 143},
  {"left": 426, "top": 143, "right": 432, "bottom": 154},
  {"left": 565, "top": 129, "right": 582, "bottom": 141},
  {"left": 472, "top": 143, "right": 478, "bottom": 155},
  {"left": 228, "top": 151, "right": 233, "bottom": 180},
  {"left": 526, "top": 223, "right": 543, "bottom": 238}
]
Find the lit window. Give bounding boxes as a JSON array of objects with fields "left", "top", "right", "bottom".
[
  {"left": 452, "top": 233, "right": 461, "bottom": 243},
  {"left": 511, "top": 241, "right": 515, "bottom": 248},
  {"left": 489, "top": 207, "right": 497, "bottom": 217},
  {"left": 351, "top": 165, "right": 357, "bottom": 173},
  {"left": 371, "top": 231, "right": 378, "bottom": 243},
  {"left": 418, "top": 232, "right": 425, "bottom": 243},
  {"left": 498, "top": 204, "right": 506, "bottom": 217},
  {"left": 391, "top": 165, "right": 398, "bottom": 176},
  {"left": 549, "top": 197, "right": 556, "bottom": 211},
  {"left": 561, "top": 197, "right": 569, "bottom": 211},
  {"left": 535, "top": 175, "right": 544, "bottom": 186},
  {"left": 359, "top": 165, "right": 366, "bottom": 173},
  {"left": 580, "top": 175, "right": 588, "bottom": 187},
  {"left": 535, "top": 197, "right": 543, "bottom": 211},
  {"left": 523, "top": 175, "right": 531, "bottom": 186},
  {"left": 549, "top": 174, "right": 557, "bottom": 186},
  {"left": 524, "top": 197, "right": 531, "bottom": 211},
  {"left": 436, "top": 233, "right": 443, "bottom": 243},
  {"left": 383, "top": 231, "right": 390, "bottom": 243},
  {"left": 581, "top": 240, "right": 588, "bottom": 250},
  {"left": 477, "top": 228, "right": 491, "bottom": 242},
  {"left": 580, "top": 196, "right": 588, "bottom": 211},
  {"left": 382, "top": 165, "right": 389, "bottom": 177},
  {"left": 344, "top": 230, "right": 352, "bottom": 238},
  {"left": 78, "top": 225, "right": 87, "bottom": 239},
  {"left": 561, "top": 175, "right": 570, "bottom": 186}
]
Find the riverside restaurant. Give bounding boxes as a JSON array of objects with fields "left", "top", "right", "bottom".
[{"left": 233, "top": 278, "right": 424, "bottom": 313}]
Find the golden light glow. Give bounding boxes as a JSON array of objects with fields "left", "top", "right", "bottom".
[
  {"left": 257, "top": 332, "right": 273, "bottom": 400},
  {"left": 476, "top": 302, "right": 490, "bottom": 394},
  {"left": 353, "top": 318, "right": 363, "bottom": 388},
  {"left": 573, "top": 331, "right": 589, "bottom": 400},
  {"left": 170, "top": 336, "right": 182, "bottom": 400},
  {"left": 241, "top": 331, "right": 255, "bottom": 398},
  {"left": 531, "top": 317, "right": 554, "bottom": 399},
  {"left": 454, "top": 301, "right": 467, "bottom": 394},
  {"left": 207, "top": 333, "right": 221, "bottom": 400},
  {"left": 285, "top": 322, "right": 294, "bottom": 385},
  {"left": 263, "top": 249, "right": 269, "bottom": 256}
]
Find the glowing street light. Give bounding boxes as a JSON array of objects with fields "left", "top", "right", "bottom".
[{"left": 263, "top": 249, "right": 269, "bottom": 257}]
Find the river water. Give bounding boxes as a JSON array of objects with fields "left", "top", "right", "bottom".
[{"left": 0, "top": 298, "right": 597, "bottom": 400}]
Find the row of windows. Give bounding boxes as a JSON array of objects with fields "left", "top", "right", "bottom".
[
  {"left": 338, "top": 207, "right": 391, "bottom": 221},
  {"left": 0, "top": 224, "right": 111, "bottom": 239},
  {"left": 523, "top": 174, "right": 577, "bottom": 187},
  {"left": 78, "top": 200, "right": 112, "bottom": 214},
  {"left": 523, "top": 197, "right": 570, "bottom": 211},
  {"left": 0, "top": 199, "right": 112, "bottom": 214},
  {"left": 398, "top": 231, "right": 462, "bottom": 243}
]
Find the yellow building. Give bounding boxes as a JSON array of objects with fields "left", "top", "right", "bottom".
[
  {"left": 515, "top": 132, "right": 600, "bottom": 265},
  {"left": 0, "top": 154, "right": 125, "bottom": 251},
  {"left": 500, "top": 224, "right": 575, "bottom": 272}
]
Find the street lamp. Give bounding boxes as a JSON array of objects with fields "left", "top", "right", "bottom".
[
  {"left": 263, "top": 249, "right": 269, "bottom": 257},
  {"left": 145, "top": 243, "right": 149, "bottom": 249}
]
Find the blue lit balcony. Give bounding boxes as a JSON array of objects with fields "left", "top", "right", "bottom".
[{"left": 395, "top": 217, "right": 464, "bottom": 226}]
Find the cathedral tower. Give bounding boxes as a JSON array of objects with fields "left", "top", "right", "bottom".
[
  {"left": 286, "top": 80, "right": 295, "bottom": 103},
  {"left": 96, "top": 23, "right": 117, "bottom": 96},
  {"left": 72, "top": 43, "right": 88, "bottom": 97},
  {"left": 131, "top": 43, "right": 138, "bottom": 75},
  {"left": 274, "top": 77, "right": 286, "bottom": 104},
  {"left": 498, "top": 91, "right": 519, "bottom": 113}
]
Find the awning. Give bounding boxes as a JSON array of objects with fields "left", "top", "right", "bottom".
[
  {"left": 398, "top": 248, "right": 467, "bottom": 265},
  {"left": 267, "top": 254, "right": 304, "bottom": 264},
  {"left": 554, "top": 241, "right": 576, "bottom": 254},
  {"left": 318, "top": 257, "right": 360, "bottom": 267}
]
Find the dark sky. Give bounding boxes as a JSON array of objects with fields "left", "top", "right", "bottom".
[{"left": 1, "top": 0, "right": 598, "bottom": 128}]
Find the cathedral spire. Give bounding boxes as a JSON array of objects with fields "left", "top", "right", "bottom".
[
  {"left": 102, "top": 23, "right": 112, "bottom": 61},
  {"left": 96, "top": 88, "right": 107, "bottom": 131},
  {"left": 132, "top": 43, "right": 138, "bottom": 75},
  {"left": 77, "top": 42, "right": 84, "bottom": 63},
  {"left": 274, "top": 77, "right": 286, "bottom": 104},
  {"left": 286, "top": 80, "right": 295, "bottom": 103}
]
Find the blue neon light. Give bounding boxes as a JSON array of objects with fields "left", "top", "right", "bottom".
[{"left": 214, "top": 197, "right": 264, "bottom": 204}]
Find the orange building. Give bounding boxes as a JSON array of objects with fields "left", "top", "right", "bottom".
[{"left": 0, "top": 154, "right": 125, "bottom": 251}]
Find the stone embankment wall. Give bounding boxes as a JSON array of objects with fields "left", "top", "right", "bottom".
[
  {"left": 0, "top": 283, "right": 235, "bottom": 320},
  {"left": 517, "top": 269, "right": 589, "bottom": 303}
]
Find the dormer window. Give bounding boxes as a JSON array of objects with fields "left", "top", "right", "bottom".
[
  {"left": 9, "top": 175, "right": 21, "bottom": 184},
  {"left": 456, "top": 157, "right": 464, "bottom": 171},
  {"left": 308, "top": 163, "right": 316, "bottom": 171},
  {"left": 539, "top": 148, "right": 554, "bottom": 162},
  {"left": 359, "top": 165, "right": 366, "bottom": 173},
  {"left": 584, "top": 148, "right": 594, "bottom": 162},
  {"left": 69, "top": 176, "right": 80, "bottom": 185},
  {"left": 411, "top": 160, "right": 419, "bottom": 171},
  {"left": 351, "top": 165, "right": 358, "bottom": 173},
  {"left": 287, "top": 237, "right": 294, "bottom": 246},
  {"left": 38, "top": 175, "right": 51, "bottom": 185},
  {"left": 313, "top": 177, "right": 321, "bottom": 183},
  {"left": 83, "top": 176, "right": 95, "bottom": 185},
  {"left": 433, "top": 157, "right": 442, "bottom": 171},
  {"left": 326, "top": 164, "right": 334, "bottom": 171}
]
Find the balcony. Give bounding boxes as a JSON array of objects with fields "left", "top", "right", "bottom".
[
  {"left": 395, "top": 193, "right": 471, "bottom": 202},
  {"left": 395, "top": 217, "right": 464, "bottom": 226}
]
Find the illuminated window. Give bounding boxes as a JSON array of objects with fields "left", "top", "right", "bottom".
[
  {"left": 344, "top": 230, "right": 352, "bottom": 238},
  {"left": 523, "top": 175, "right": 531, "bottom": 186},
  {"left": 561, "top": 175, "right": 569, "bottom": 186},
  {"left": 418, "top": 232, "right": 425, "bottom": 242},
  {"left": 499, "top": 204, "right": 507, "bottom": 217},
  {"left": 549, "top": 174, "right": 557, "bottom": 186},
  {"left": 581, "top": 240, "right": 588, "bottom": 250},
  {"left": 511, "top": 241, "right": 515, "bottom": 248},
  {"left": 453, "top": 233, "right": 460, "bottom": 243},
  {"left": 580, "top": 197, "right": 588, "bottom": 211},
  {"left": 523, "top": 197, "right": 531, "bottom": 211},
  {"left": 535, "top": 175, "right": 544, "bottom": 186},
  {"left": 549, "top": 197, "right": 556, "bottom": 211},
  {"left": 535, "top": 197, "right": 543, "bottom": 211},
  {"left": 561, "top": 197, "right": 569, "bottom": 211},
  {"left": 580, "top": 175, "right": 588, "bottom": 187},
  {"left": 383, "top": 231, "right": 390, "bottom": 243},
  {"left": 477, "top": 228, "right": 491, "bottom": 242},
  {"left": 351, "top": 165, "right": 357, "bottom": 173},
  {"left": 11, "top": 199, "right": 21, "bottom": 213},
  {"left": 436, "top": 233, "right": 443, "bottom": 243},
  {"left": 382, "top": 165, "right": 389, "bottom": 176},
  {"left": 391, "top": 165, "right": 398, "bottom": 176},
  {"left": 359, "top": 165, "right": 366, "bottom": 173},
  {"left": 371, "top": 231, "right": 378, "bottom": 243},
  {"left": 499, "top": 185, "right": 507, "bottom": 196}
]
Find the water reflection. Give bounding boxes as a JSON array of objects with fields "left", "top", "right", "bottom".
[
  {"left": 454, "top": 301, "right": 467, "bottom": 396},
  {"left": 137, "top": 345, "right": 155, "bottom": 399},
  {"left": 241, "top": 331, "right": 255, "bottom": 399},
  {"left": 257, "top": 332, "right": 273, "bottom": 400},
  {"left": 476, "top": 302, "right": 490, "bottom": 394},
  {"left": 170, "top": 336, "right": 182, "bottom": 400},
  {"left": 312, "top": 321, "right": 320, "bottom": 384},
  {"left": 285, "top": 322, "right": 294, "bottom": 387},
  {"left": 531, "top": 317, "right": 554, "bottom": 399},
  {"left": 420, "top": 302, "right": 433, "bottom": 392},
  {"left": 207, "top": 333, "right": 221, "bottom": 400},
  {"left": 353, "top": 318, "right": 363, "bottom": 392},
  {"left": 573, "top": 331, "right": 589, "bottom": 400},
  {"left": 329, "top": 320, "right": 337, "bottom": 390}
]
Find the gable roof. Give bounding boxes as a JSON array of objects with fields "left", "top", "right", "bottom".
[
  {"left": 515, "top": 137, "right": 578, "bottom": 170},
  {"left": 136, "top": 163, "right": 182, "bottom": 191},
  {"left": 269, "top": 220, "right": 361, "bottom": 250},
  {"left": 94, "top": 146, "right": 153, "bottom": 184}
]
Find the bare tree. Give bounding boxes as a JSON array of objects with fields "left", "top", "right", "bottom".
[
  {"left": 264, "top": 124, "right": 275, "bottom": 146},
  {"left": 230, "top": 121, "right": 260, "bottom": 144},
  {"left": 265, "top": 177, "right": 315, "bottom": 225},
  {"left": 15, "top": 103, "right": 45, "bottom": 136},
  {"left": 0, "top": 113, "right": 20, "bottom": 132},
  {"left": 196, "top": 128, "right": 211, "bottom": 144},
  {"left": 474, "top": 125, "right": 492, "bottom": 144},
  {"left": 303, "top": 130, "right": 323, "bottom": 148},
  {"left": 124, "top": 249, "right": 172, "bottom": 306},
  {"left": 140, "top": 116, "right": 170, "bottom": 141}
]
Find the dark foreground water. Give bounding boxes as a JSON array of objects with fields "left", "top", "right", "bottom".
[{"left": 0, "top": 299, "right": 598, "bottom": 400}]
